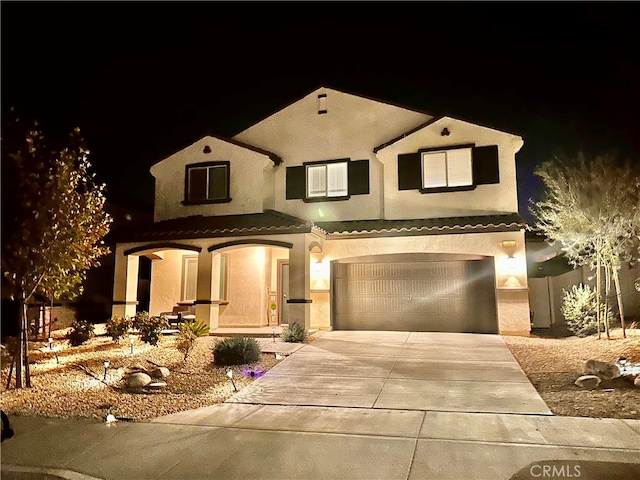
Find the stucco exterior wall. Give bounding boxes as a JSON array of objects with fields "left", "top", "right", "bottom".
[
  {"left": 233, "top": 87, "right": 431, "bottom": 222},
  {"left": 218, "top": 247, "right": 270, "bottom": 327},
  {"left": 150, "top": 136, "right": 274, "bottom": 222},
  {"left": 149, "top": 249, "right": 189, "bottom": 316},
  {"left": 377, "top": 117, "right": 524, "bottom": 219}
]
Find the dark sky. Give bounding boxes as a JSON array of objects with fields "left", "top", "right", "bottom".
[{"left": 2, "top": 2, "right": 639, "bottom": 220}]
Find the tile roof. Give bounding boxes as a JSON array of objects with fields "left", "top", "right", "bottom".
[
  {"left": 110, "top": 210, "right": 314, "bottom": 242},
  {"left": 315, "top": 214, "right": 526, "bottom": 237},
  {"left": 112, "top": 210, "right": 525, "bottom": 244}
]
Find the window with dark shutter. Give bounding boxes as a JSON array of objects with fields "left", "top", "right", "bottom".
[
  {"left": 397, "top": 144, "right": 500, "bottom": 193},
  {"left": 286, "top": 159, "right": 370, "bottom": 201},
  {"left": 184, "top": 161, "right": 231, "bottom": 204}
]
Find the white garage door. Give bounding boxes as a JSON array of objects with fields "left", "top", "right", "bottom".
[{"left": 332, "top": 258, "right": 497, "bottom": 333}]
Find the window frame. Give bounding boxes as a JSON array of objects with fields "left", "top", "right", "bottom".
[
  {"left": 183, "top": 161, "right": 232, "bottom": 205},
  {"left": 303, "top": 158, "right": 350, "bottom": 202},
  {"left": 181, "top": 255, "right": 198, "bottom": 303},
  {"left": 418, "top": 144, "right": 476, "bottom": 193}
]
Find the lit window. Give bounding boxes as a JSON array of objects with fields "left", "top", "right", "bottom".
[
  {"left": 219, "top": 253, "right": 228, "bottom": 301},
  {"left": 186, "top": 162, "right": 230, "bottom": 203},
  {"left": 421, "top": 147, "right": 473, "bottom": 188},
  {"left": 306, "top": 162, "right": 348, "bottom": 198}
]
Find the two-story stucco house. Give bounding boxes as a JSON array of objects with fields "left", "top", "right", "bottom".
[{"left": 112, "top": 87, "right": 531, "bottom": 335}]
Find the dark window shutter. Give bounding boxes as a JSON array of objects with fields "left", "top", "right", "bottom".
[
  {"left": 286, "top": 166, "right": 306, "bottom": 199},
  {"left": 397, "top": 153, "right": 421, "bottom": 190},
  {"left": 348, "top": 160, "right": 369, "bottom": 195},
  {"left": 472, "top": 145, "right": 499, "bottom": 185}
]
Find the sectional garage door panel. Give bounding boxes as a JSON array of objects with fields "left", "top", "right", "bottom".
[{"left": 333, "top": 260, "right": 497, "bottom": 333}]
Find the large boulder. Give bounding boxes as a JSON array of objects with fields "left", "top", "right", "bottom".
[
  {"left": 584, "top": 359, "right": 621, "bottom": 380},
  {"left": 150, "top": 367, "right": 170, "bottom": 379},
  {"left": 126, "top": 372, "right": 152, "bottom": 389},
  {"left": 575, "top": 375, "right": 601, "bottom": 390}
]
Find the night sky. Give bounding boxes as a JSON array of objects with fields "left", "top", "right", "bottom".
[{"left": 2, "top": 2, "right": 639, "bottom": 221}]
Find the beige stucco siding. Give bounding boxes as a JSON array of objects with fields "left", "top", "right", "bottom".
[
  {"left": 233, "top": 87, "right": 431, "bottom": 222},
  {"left": 150, "top": 136, "right": 275, "bottom": 222},
  {"left": 378, "top": 117, "right": 524, "bottom": 219}
]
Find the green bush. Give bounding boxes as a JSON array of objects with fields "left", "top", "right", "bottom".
[
  {"left": 67, "top": 320, "right": 95, "bottom": 346},
  {"left": 561, "top": 284, "right": 613, "bottom": 337},
  {"left": 213, "top": 336, "right": 261, "bottom": 366},
  {"left": 132, "top": 311, "right": 168, "bottom": 346},
  {"left": 106, "top": 316, "right": 132, "bottom": 343},
  {"left": 280, "top": 322, "right": 307, "bottom": 343}
]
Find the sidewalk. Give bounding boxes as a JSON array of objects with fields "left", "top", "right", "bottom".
[{"left": 2, "top": 410, "right": 640, "bottom": 480}]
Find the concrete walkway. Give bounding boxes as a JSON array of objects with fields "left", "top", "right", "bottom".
[{"left": 2, "top": 331, "right": 640, "bottom": 479}]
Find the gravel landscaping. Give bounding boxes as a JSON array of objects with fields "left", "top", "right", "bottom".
[
  {"left": 503, "top": 327, "right": 640, "bottom": 420},
  {"left": 1, "top": 326, "right": 639, "bottom": 421}
]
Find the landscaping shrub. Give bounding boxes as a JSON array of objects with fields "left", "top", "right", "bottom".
[
  {"left": 212, "top": 336, "right": 261, "bottom": 366},
  {"left": 132, "top": 311, "right": 168, "bottom": 346},
  {"left": 561, "top": 284, "right": 613, "bottom": 337},
  {"left": 175, "top": 320, "right": 208, "bottom": 361},
  {"left": 105, "top": 316, "right": 132, "bottom": 343},
  {"left": 280, "top": 322, "right": 307, "bottom": 343},
  {"left": 67, "top": 320, "right": 95, "bottom": 346},
  {"left": 180, "top": 319, "right": 209, "bottom": 338}
]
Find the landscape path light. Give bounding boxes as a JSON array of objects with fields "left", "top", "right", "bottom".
[
  {"left": 619, "top": 357, "right": 627, "bottom": 374},
  {"left": 103, "top": 360, "right": 110, "bottom": 380},
  {"left": 48, "top": 337, "right": 53, "bottom": 350},
  {"left": 272, "top": 327, "right": 276, "bottom": 343},
  {"left": 226, "top": 368, "right": 237, "bottom": 392},
  {"left": 129, "top": 336, "right": 135, "bottom": 354}
]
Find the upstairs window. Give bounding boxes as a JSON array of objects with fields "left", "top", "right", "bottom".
[
  {"left": 306, "top": 161, "right": 348, "bottom": 198},
  {"left": 421, "top": 147, "right": 473, "bottom": 189},
  {"left": 185, "top": 162, "right": 231, "bottom": 204}
]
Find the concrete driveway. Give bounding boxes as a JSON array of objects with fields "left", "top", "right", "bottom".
[{"left": 228, "top": 331, "right": 552, "bottom": 415}]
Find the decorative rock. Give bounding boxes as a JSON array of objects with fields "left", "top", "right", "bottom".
[
  {"left": 150, "top": 367, "right": 170, "bottom": 379},
  {"left": 575, "top": 375, "right": 601, "bottom": 390},
  {"left": 635, "top": 376, "right": 640, "bottom": 388},
  {"left": 126, "top": 372, "right": 152, "bottom": 389},
  {"left": 584, "top": 359, "right": 621, "bottom": 380}
]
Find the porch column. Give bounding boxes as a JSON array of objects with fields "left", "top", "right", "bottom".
[
  {"left": 112, "top": 246, "right": 139, "bottom": 319},
  {"left": 195, "top": 249, "right": 217, "bottom": 332},
  {"left": 287, "top": 235, "right": 311, "bottom": 331}
]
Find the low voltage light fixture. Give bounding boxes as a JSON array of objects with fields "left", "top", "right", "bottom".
[
  {"left": 129, "top": 336, "right": 135, "bottom": 354},
  {"left": 48, "top": 337, "right": 53, "bottom": 350},
  {"left": 272, "top": 327, "right": 277, "bottom": 343},
  {"left": 226, "top": 369, "right": 238, "bottom": 392},
  {"left": 103, "top": 360, "right": 110, "bottom": 380}
]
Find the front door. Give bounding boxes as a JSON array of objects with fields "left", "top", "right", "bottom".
[{"left": 279, "top": 261, "right": 289, "bottom": 325}]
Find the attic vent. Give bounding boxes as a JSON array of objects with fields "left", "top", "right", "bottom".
[
  {"left": 203, "top": 145, "right": 211, "bottom": 154},
  {"left": 317, "top": 93, "right": 327, "bottom": 114}
]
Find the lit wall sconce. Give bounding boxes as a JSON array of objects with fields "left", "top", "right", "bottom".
[{"left": 501, "top": 240, "right": 517, "bottom": 248}]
